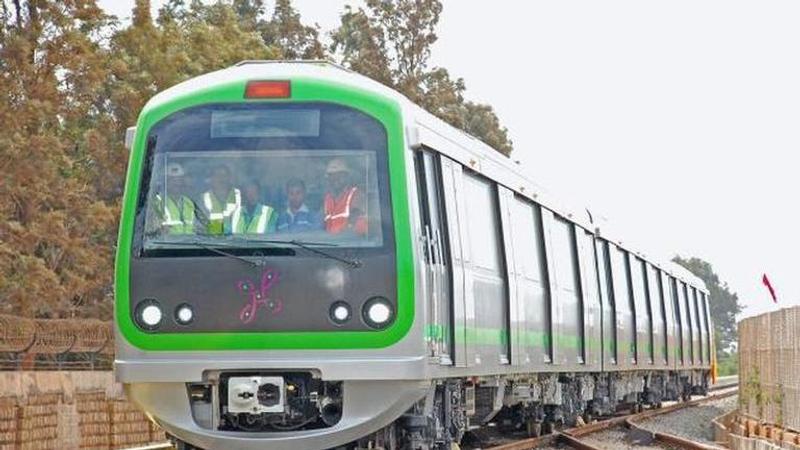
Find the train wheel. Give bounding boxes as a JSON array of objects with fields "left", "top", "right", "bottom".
[{"left": 526, "top": 420, "right": 542, "bottom": 437}]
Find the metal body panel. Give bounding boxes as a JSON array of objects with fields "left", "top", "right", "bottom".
[
  {"left": 578, "top": 231, "right": 602, "bottom": 370},
  {"left": 690, "top": 287, "right": 703, "bottom": 367},
  {"left": 498, "top": 187, "right": 522, "bottom": 366},
  {"left": 661, "top": 272, "right": 676, "bottom": 370},
  {"left": 548, "top": 216, "right": 585, "bottom": 370},
  {"left": 540, "top": 209, "right": 559, "bottom": 366},
  {"left": 628, "top": 256, "right": 653, "bottom": 367},
  {"left": 676, "top": 282, "right": 692, "bottom": 367},
  {"left": 646, "top": 264, "right": 669, "bottom": 369},
  {"left": 507, "top": 197, "right": 552, "bottom": 369},
  {"left": 597, "top": 239, "right": 617, "bottom": 371},
  {"left": 608, "top": 244, "right": 636, "bottom": 369}
]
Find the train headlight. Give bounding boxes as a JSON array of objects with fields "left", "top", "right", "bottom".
[
  {"left": 175, "top": 303, "right": 195, "bottom": 325},
  {"left": 329, "top": 301, "right": 352, "bottom": 325},
  {"left": 135, "top": 299, "right": 163, "bottom": 330},
  {"left": 362, "top": 297, "right": 394, "bottom": 329}
]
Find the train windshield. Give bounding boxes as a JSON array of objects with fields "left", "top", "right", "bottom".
[{"left": 138, "top": 102, "right": 392, "bottom": 252}]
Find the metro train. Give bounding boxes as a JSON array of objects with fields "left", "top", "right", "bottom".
[{"left": 115, "top": 61, "right": 715, "bottom": 450}]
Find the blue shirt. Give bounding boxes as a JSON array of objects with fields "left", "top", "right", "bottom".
[{"left": 275, "top": 204, "right": 322, "bottom": 233}]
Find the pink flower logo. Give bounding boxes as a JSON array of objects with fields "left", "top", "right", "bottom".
[{"left": 237, "top": 270, "right": 283, "bottom": 324}]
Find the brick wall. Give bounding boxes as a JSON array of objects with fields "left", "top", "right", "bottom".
[
  {"left": 739, "top": 306, "right": 800, "bottom": 433},
  {"left": 0, "top": 372, "right": 164, "bottom": 450}
]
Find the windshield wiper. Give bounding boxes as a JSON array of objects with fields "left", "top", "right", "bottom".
[
  {"left": 147, "top": 239, "right": 263, "bottom": 268},
  {"left": 147, "top": 238, "right": 361, "bottom": 269},
  {"left": 240, "top": 238, "right": 362, "bottom": 269}
]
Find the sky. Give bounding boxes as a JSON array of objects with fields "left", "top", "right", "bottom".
[{"left": 98, "top": 0, "right": 800, "bottom": 320}]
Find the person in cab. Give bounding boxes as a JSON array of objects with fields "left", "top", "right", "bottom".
[
  {"left": 234, "top": 180, "right": 277, "bottom": 235},
  {"left": 201, "top": 164, "right": 241, "bottom": 235},
  {"left": 275, "top": 178, "right": 321, "bottom": 233},
  {"left": 152, "top": 162, "right": 197, "bottom": 235},
  {"left": 323, "top": 158, "right": 367, "bottom": 235}
]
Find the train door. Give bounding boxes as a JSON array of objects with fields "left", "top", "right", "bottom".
[
  {"left": 439, "top": 156, "right": 472, "bottom": 367},
  {"left": 414, "top": 149, "right": 452, "bottom": 364},
  {"left": 460, "top": 171, "right": 510, "bottom": 366}
]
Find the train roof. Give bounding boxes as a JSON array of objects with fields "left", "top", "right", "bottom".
[{"left": 140, "top": 60, "right": 708, "bottom": 293}]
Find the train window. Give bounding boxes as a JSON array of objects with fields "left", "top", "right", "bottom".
[
  {"left": 551, "top": 218, "right": 580, "bottom": 292},
  {"left": 510, "top": 198, "right": 546, "bottom": 282},
  {"left": 551, "top": 217, "right": 585, "bottom": 363},
  {"left": 139, "top": 102, "right": 392, "bottom": 252},
  {"left": 463, "top": 173, "right": 503, "bottom": 271}
]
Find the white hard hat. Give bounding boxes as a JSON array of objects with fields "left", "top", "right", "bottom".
[{"left": 325, "top": 158, "right": 350, "bottom": 174}]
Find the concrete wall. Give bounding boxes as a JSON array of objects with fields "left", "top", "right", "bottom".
[
  {"left": 0, "top": 371, "right": 164, "bottom": 450},
  {"left": 739, "top": 306, "right": 800, "bottom": 433}
]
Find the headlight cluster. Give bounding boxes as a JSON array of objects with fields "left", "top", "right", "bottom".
[
  {"left": 134, "top": 299, "right": 195, "bottom": 331},
  {"left": 328, "top": 296, "right": 394, "bottom": 329}
]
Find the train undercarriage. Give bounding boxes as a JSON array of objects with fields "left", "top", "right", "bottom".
[
  {"left": 347, "top": 369, "right": 709, "bottom": 450},
  {"left": 169, "top": 369, "right": 709, "bottom": 450}
]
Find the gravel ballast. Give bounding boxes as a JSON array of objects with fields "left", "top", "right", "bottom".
[{"left": 637, "top": 394, "right": 738, "bottom": 446}]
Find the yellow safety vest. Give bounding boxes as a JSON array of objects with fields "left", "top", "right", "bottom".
[
  {"left": 155, "top": 194, "right": 195, "bottom": 235},
  {"left": 234, "top": 204, "right": 275, "bottom": 235},
  {"left": 202, "top": 189, "right": 241, "bottom": 235}
]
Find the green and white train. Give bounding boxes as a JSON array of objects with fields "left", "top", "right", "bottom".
[{"left": 115, "top": 61, "right": 715, "bottom": 450}]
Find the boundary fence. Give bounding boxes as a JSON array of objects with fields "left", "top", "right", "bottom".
[{"left": 0, "top": 315, "right": 113, "bottom": 371}]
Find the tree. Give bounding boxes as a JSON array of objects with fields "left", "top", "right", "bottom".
[
  {"left": 260, "top": 0, "right": 325, "bottom": 60},
  {"left": 331, "top": 0, "right": 513, "bottom": 155},
  {"left": 0, "top": 0, "right": 118, "bottom": 318},
  {"left": 673, "top": 256, "right": 742, "bottom": 359}
]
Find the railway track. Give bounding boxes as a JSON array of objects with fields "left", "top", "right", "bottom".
[
  {"left": 482, "top": 379, "right": 738, "bottom": 450},
  {"left": 124, "top": 378, "right": 738, "bottom": 450}
]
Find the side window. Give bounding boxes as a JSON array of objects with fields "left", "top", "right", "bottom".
[
  {"left": 510, "top": 197, "right": 546, "bottom": 282},
  {"left": 551, "top": 218, "right": 580, "bottom": 293},
  {"left": 463, "top": 172, "right": 502, "bottom": 272}
]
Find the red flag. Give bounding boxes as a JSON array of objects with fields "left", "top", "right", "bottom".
[{"left": 762, "top": 274, "right": 778, "bottom": 303}]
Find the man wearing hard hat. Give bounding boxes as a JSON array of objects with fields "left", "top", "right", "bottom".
[{"left": 323, "top": 158, "right": 367, "bottom": 235}]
